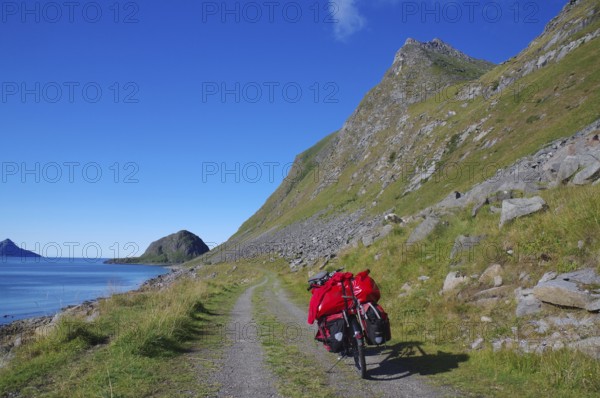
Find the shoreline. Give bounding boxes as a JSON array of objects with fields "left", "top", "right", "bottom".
[{"left": 0, "top": 264, "right": 194, "bottom": 368}]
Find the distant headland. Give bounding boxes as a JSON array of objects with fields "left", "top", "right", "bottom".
[
  {"left": 0, "top": 239, "right": 41, "bottom": 258},
  {"left": 105, "top": 230, "right": 210, "bottom": 265}
]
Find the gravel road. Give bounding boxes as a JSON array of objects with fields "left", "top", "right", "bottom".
[
  {"left": 213, "top": 277, "right": 462, "bottom": 397},
  {"left": 215, "top": 278, "right": 282, "bottom": 398}
]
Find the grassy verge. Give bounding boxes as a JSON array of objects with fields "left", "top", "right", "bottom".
[
  {"left": 251, "top": 276, "right": 337, "bottom": 398},
  {"left": 435, "top": 348, "right": 600, "bottom": 398},
  {"left": 0, "top": 263, "right": 260, "bottom": 397}
]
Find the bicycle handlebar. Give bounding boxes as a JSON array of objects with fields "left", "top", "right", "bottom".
[{"left": 307, "top": 267, "right": 345, "bottom": 290}]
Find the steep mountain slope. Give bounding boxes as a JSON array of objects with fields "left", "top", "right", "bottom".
[
  {"left": 209, "top": 0, "right": 600, "bottom": 266},
  {"left": 234, "top": 38, "right": 494, "bottom": 234}
]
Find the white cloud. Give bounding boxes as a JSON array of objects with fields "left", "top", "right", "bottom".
[{"left": 330, "top": 0, "right": 366, "bottom": 41}]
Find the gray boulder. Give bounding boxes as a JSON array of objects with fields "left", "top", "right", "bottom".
[
  {"left": 533, "top": 279, "right": 593, "bottom": 309},
  {"left": 559, "top": 268, "right": 600, "bottom": 285},
  {"left": 489, "top": 206, "right": 502, "bottom": 214},
  {"left": 533, "top": 269, "right": 600, "bottom": 310},
  {"left": 362, "top": 234, "right": 376, "bottom": 247},
  {"left": 556, "top": 156, "right": 581, "bottom": 182},
  {"left": 407, "top": 216, "right": 440, "bottom": 244},
  {"left": 569, "top": 337, "right": 600, "bottom": 360},
  {"left": 515, "top": 288, "right": 542, "bottom": 317},
  {"left": 488, "top": 190, "right": 515, "bottom": 203},
  {"left": 572, "top": 162, "right": 600, "bottom": 185},
  {"left": 471, "top": 199, "right": 486, "bottom": 218},
  {"left": 289, "top": 258, "right": 304, "bottom": 270},
  {"left": 442, "top": 271, "right": 469, "bottom": 293},
  {"left": 471, "top": 337, "right": 484, "bottom": 350},
  {"left": 437, "top": 191, "right": 466, "bottom": 210},
  {"left": 450, "top": 235, "right": 485, "bottom": 260},
  {"left": 479, "top": 264, "right": 503, "bottom": 285},
  {"left": 539, "top": 271, "right": 558, "bottom": 283},
  {"left": 586, "top": 299, "right": 600, "bottom": 312},
  {"left": 475, "top": 286, "right": 510, "bottom": 299},
  {"left": 499, "top": 197, "right": 547, "bottom": 227},
  {"left": 379, "top": 224, "right": 394, "bottom": 239},
  {"left": 470, "top": 190, "right": 514, "bottom": 217}
]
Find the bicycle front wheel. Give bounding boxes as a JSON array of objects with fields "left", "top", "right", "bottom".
[{"left": 353, "top": 336, "right": 367, "bottom": 379}]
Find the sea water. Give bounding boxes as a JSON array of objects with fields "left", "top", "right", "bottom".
[{"left": 0, "top": 257, "right": 169, "bottom": 325}]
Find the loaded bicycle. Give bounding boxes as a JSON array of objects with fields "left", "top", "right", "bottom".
[{"left": 307, "top": 268, "right": 391, "bottom": 379}]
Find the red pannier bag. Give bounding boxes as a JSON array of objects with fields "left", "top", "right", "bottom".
[
  {"left": 307, "top": 272, "right": 354, "bottom": 324},
  {"left": 314, "top": 312, "right": 346, "bottom": 352},
  {"left": 352, "top": 269, "right": 381, "bottom": 304}
]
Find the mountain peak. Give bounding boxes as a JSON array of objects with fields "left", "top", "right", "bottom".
[
  {"left": 394, "top": 37, "right": 484, "bottom": 68},
  {"left": 403, "top": 37, "right": 448, "bottom": 48},
  {"left": 0, "top": 239, "right": 41, "bottom": 258},
  {"left": 389, "top": 37, "right": 495, "bottom": 83}
]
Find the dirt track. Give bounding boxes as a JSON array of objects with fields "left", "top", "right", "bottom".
[{"left": 214, "top": 278, "right": 282, "bottom": 398}]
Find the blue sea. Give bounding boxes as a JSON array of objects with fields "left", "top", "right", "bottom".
[{"left": 0, "top": 257, "right": 169, "bottom": 325}]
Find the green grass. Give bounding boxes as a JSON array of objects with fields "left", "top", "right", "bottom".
[
  {"left": 0, "top": 263, "right": 261, "bottom": 397},
  {"left": 436, "top": 348, "right": 600, "bottom": 398}
]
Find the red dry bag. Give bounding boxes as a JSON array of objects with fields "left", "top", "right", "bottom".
[
  {"left": 352, "top": 269, "right": 381, "bottom": 304},
  {"left": 307, "top": 272, "right": 354, "bottom": 324}
]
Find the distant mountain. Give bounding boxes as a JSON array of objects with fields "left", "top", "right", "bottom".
[
  {"left": 0, "top": 239, "right": 41, "bottom": 258},
  {"left": 106, "top": 230, "right": 210, "bottom": 264}
]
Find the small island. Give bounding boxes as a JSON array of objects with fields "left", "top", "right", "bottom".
[
  {"left": 105, "top": 230, "right": 209, "bottom": 265},
  {"left": 0, "top": 239, "right": 41, "bottom": 258}
]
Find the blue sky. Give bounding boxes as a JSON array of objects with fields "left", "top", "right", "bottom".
[{"left": 0, "top": 0, "right": 566, "bottom": 258}]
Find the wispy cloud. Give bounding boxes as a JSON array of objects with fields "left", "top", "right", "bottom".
[{"left": 330, "top": 0, "right": 366, "bottom": 41}]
